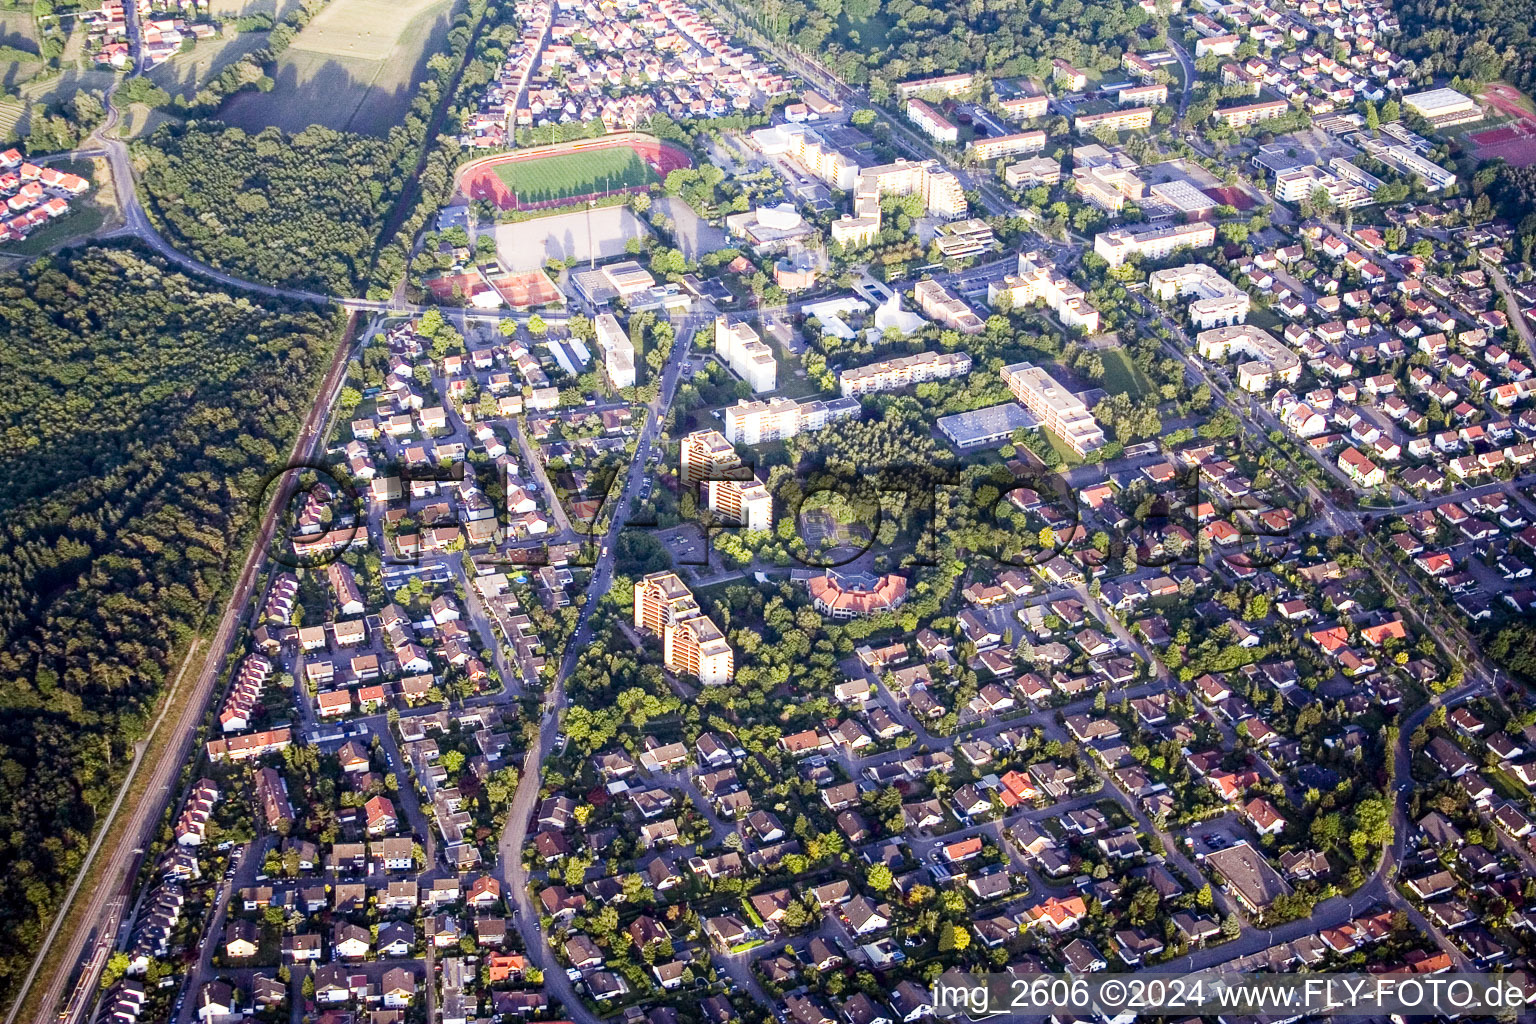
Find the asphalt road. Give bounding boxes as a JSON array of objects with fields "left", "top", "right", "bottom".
[{"left": 496, "top": 313, "right": 699, "bottom": 1023}]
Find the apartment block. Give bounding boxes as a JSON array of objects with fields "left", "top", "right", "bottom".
[
  {"left": 1213, "top": 99, "right": 1289, "bottom": 127},
  {"left": 1074, "top": 161, "right": 1146, "bottom": 213},
  {"left": 634, "top": 572, "right": 733, "bottom": 686},
  {"left": 594, "top": 313, "right": 636, "bottom": 389},
  {"left": 988, "top": 251, "right": 1101, "bottom": 333},
  {"left": 895, "top": 71, "right": 975, "bottom": 99},
  {"left": 967, "top": 130, "right": 1046, "bottom": 161},
  {"left": 1148, "top": 263, "right": 1250, "bottom": 329},
  {"left": 1119, "top": 83, "right": 1168, "bottom": 106},
  {"left": 907, "top": 98, "right": 959, "bottom": 144},
  {"left": 1093, "top": 220, "right": 1215, "bottom": 267},
  {"left": 680, "top": 428, "right": 741, "bottom": 487},
  {"left": 839, "top": 351, "right": 972, "bottom": 398},
  {"left": 1074, "top": 106, "right": 1154, "bottom": 133},
  {"left": 1052, "top": 58, "right": 1087, "bottom": 90},
  {"left": 854, "top": 158, "right": 966, "bottom": 220},
  {"left": 703, "top": 477, "right": 773, "bottom": 532},
  {"left": 721, "top": 395, "right": 860, "bottom": 445},
  {"left": 1001, "top": 362, "right": 1105, "bottom": 456},
  {"left": 1196, "top": 324, "right": 1301, "bottom": 392},
  {"left": 1273, "top": 164, "right": 1373, "bottom": 209},
  {"left": 913, "top": 279, "right": 984, "bottom": 334},
  {"left": 715, "top": 314, "right": 776, "bottom": 393},
  {"left": 1005, "top": 157, "right": 1062, "bottom": 188},
  {"left": 1000, "top": 94, "right": 1049, "bottom": 119}
]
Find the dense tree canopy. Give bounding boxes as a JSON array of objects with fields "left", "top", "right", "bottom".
[
  {"left": 0, "top": 246, "right": 338, "bottom": 1006},
  {"left": 136, "top": 122, "right": 416, "bottom": 295}
]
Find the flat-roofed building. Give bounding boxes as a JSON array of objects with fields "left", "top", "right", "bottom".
[
  {"left": 721, "top": 396, "right": 860, "bottom": 445},
  {"left": 938, "top": 403, "right": 1037, "bottom": 448},
  {"left": 1001, "top": 362, "right": 1105, "bottom": 456},
  {"left": 840, "top": 351, "right": 972, "bottom": 397},
  {"left": 1005, "top": 157, "right": 1062, "bottom": 188},
  {"left": 1075, "top": 107, "right": 1154, "bottom": 133},
  {"left": 1404, "top": 87, "right": 1480, "bottom": 127},
  {"left": 593, "top": 313, "right": 636, "bottom": 388},
  {"left": 853, "top": 158, "right": 967, "bottom": 221},
  {"left": 634, "top": 572, "right": 733, "bottom": 685},
  {"left": 715, "top": 315, "right": 777, "bottom": 393},
  {"left": 907, "top": 98, "right": 959, "bottom": 144},
  {"left": 913, "top": 279, "right": 984, "bottom": 334},
  {"left": 703, "top": 476, "right": 773, "bottom": 532},
  {"left": 1213, "top": 99, "right": 1289, "bottom": 127},
  {"left": 681, "top": 429, "right": 740, "bottom": 487},
  {"left": 1273, "top": 165, "right": 1373, "bottom": 209},
  {"left": 932, "top": 218, "right": 996, "bottom": 259},
  {"left": 1074, "top": 161, "right": 1146, "bottom": 213},
  {"left": 1149, "top": 263, "right": 1250, "bottom": 328},
  {"left": 1094, "top": 220, "right": 1215, "bottom": 266},
  {"left": 989, "top": 251, "right": 1101, "bottom": 333},
  {"left": 1196, "top": 324, "right": 1300, "bottom": 392},
  {"left": 968, "top": 130, "right": 1046, "bottom": 161}
]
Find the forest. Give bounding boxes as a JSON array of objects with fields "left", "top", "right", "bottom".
[
  {"left": 134, "top": 122, "right": 417, "bottom": 296},
  {"left": 1388, "top": 0, "right": 1534, "bottom": 93},
  {"left": 728, "top": 0, "right": 1152, "bottom": 99},
  {"left": 0, "top": 246, "right": 339, "bottom": 1007}
]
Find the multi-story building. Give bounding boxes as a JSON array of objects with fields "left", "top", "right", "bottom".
[
  {"left": 1212, "top": 99, "right": 1289, "bottom": 127},
  {"left": 913, "top": 279, "right": 985, "bottom": 334},
  {"left": 1093, "top": 220, "right": 1216, "bottom": 266},
  {"left": 895, "top": 71, "right": 975, "bottom": 99},
  {"left": 703, "top": 477, "right": 773, "bottom": 532},
  {"left": 999, "top": 94, "right": 1049, "bottom": 119},
  {"left": 680, "top": 429, "right": 773, "bottom": 531},
  {"left": 1148, "top": 263, "right": 1250, "bottom": 329},
  {"left": 1005, "top": 157, "right": 1062, "bottom": 188},
  {"left": 634, "top": 572, "right": 734, "bottom": 685},
  {"left": 1052, "top": 58, "right": 1087, "bottom": 90},
  {"left": 1119, "top": 83, "right": 1168, "bottom": 106},
  {"left": 1273, "top": 164, "right": 1373, "bottom": 209},
  {"left": 681, "top": 428, "right": 740, "bottom": 487},
  {"left": 721, "top": 395, "right": 861, "bottom": 445},
  {"left": 1001, "top": 362, "right": 1105, "bottom": 456},
  {"left": 1195, "top": 324, "right": 1301, "bottom": 392},
  {"left": 1074, "top": 106, "right": 1154, "bottom": 133},
  {"left": 715, "top": 315, "right": 777, "bottom": 393},
  {"left": 594, "top": 313, "right": 636, "bottom": 388},
  {"left": 839, "top": 351, "right": 972, "bottom": 397},
  {"left": 907, "top": 98, "right": 959, "bottom": 144},
  {"left": 967, "top": 130, "right": 1046, "bottom": 161},
  {"left": 1074, "top": 161, "right": 1146, "bottom": 213},
  {"left": 932, "top": 218, "right": 996, "bottom": 259},
  {"left": 988, "top": 251, "right": 1101, "bottom": 333},
  {"left": 853, "top": 159, "right": 967, "bottom": 220}
]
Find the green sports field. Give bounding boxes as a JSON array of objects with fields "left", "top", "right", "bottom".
[{"left": 492, "top": 147, "right": 659, "bottom": 205}]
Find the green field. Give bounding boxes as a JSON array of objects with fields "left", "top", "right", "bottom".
[
  {"left": 148, "top": 27, "right": 271, "bottom": 101},
  {"left": 218, "top": 0, "right": 453, "bottom": 135},
  {"left": 492, "top": 148, "right": 659, "bottom": 205},
  {"left": 1099, "top": 346, "right": 1153, "bottom": 399}
]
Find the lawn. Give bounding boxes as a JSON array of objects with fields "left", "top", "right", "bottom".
[
  {"left": 491, "top": 147, "right": 660, "bottom": 205},
  {"left": 148, "top": 28, "right": 271, "bottom": 101},
  {"left": 1099, "top": 346, "right": 1153, "bottom": 400},
  {"left": 218, "top": 0, "right": 454, "bottom": 136}
]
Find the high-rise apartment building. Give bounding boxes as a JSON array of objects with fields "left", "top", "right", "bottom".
[
  {"left": 634, "top": 572, "right": 734, "bottom": 686},
  {"left": 715, "top": 315, "right": 777, "bottom": 393}
]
